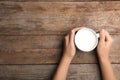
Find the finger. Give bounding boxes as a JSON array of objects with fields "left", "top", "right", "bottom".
[
  {"left": 99, "top": 29, "right": 105, "bottom": 43},
  {"left": 104, "top": 30, "right": 113, "bottom": 42},
  {"left": 70, "top": 27, "right": 85, "bottom": 42}
]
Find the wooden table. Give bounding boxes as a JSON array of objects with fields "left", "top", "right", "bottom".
[{"left": 0, "top": 1, "right": 120, "bottom": 80}]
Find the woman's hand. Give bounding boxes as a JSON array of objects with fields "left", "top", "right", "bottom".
[
  {"left": 63, "top": 27, "right": 84, "bottom": 60},
  {"left": 97, "top": 29, "right": 113, "bottom": 61}
]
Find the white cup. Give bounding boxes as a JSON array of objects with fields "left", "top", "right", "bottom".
[{"left": 75, "top": 28, "right": 100, "bottom": 52}]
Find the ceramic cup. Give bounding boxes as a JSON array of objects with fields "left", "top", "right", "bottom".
[{"left": 75, "top": 28, "right": 100, "bottom": 52}]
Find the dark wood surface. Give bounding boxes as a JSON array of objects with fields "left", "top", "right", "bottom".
[
  {"left": 0, "top": 1, "right": 120, "bottom": 80},
  {"left": 0, "top": 0, "right": 119, "bottom": 2},
  {"left": 0, "top": 64, "right": 120, "bottom": 80}
]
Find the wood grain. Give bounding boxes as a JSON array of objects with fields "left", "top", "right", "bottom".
[
  {"left": 0, "top": 2, "right": 120, "bottom": 35},
  {"left": 0, "top": 49, "right": 120, "bottom": 64},
  {"left": 0, "top": 2, "right": 120, "bottom": 64},
  {"left": 0, "top": 0, "right": 119, "bottom": 2},
  {"left": 0, "top": 35, "right": 120, "bottom": 50},
  {"left": 0, "top": 1, "right": 120, "bottom": 80},
  {"left": 0, "top": 64, "right": 119, "bottom": 80},
  {"left": 0, "top": 35, "right": 120, "bottom": 64}
]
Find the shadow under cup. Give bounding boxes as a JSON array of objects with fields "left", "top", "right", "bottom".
[{"left": 75, "top": 28, "right": 100, "bottom": 52}]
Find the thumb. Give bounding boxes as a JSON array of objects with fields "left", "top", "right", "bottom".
[{"left": 99, "top": 29, "right": 105, "bottom": 43}]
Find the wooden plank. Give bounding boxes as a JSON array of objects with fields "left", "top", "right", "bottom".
[
  {"left": 0, "top": 64, "right": 119, "bottom": 80},
  {"left": 0, "top": 2, "right": 120, "bottom": 35},
  {"left": 0, "top": 35, "right": 63, "bottom": 50},
  {"left": 0, "top": 49, "right": 120, "bottom": 64},
  {"left": 0, "top": 35, "right": 119, "bottom": 50},
  {"left": 0, "top": 49, "right": 97, "bottom": 64},
  {"left": 0, "top": 35, "right": 120, "bottom": 64},
  {"left": 0, "top": 0, "right": 119, "bottom": 2}
]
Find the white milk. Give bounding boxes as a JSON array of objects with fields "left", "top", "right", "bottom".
[{"left": 75, "top": 28, "right": 98, "bottom": 52}]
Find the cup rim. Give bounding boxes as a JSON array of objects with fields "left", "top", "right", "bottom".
[{"left": 75, "top": 28, "right": 98, "bottom": 52}]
